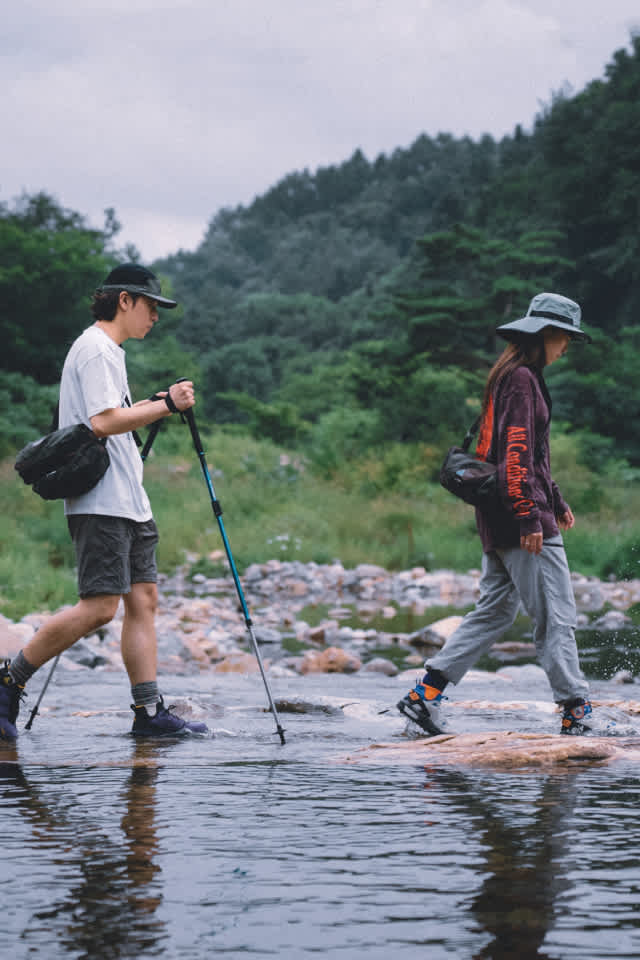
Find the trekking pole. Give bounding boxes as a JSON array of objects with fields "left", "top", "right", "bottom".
[
  {"left": 24, "top": 653, "right": 61, "bottom": 730},
  {"left": 176, "top": 383, "right": 286, "bottom": 745},
  {"left": 24, "top": 415, "right": 166, "bottom": 731},
  {"left": 140, "top": 419, "right": 163, "bottom": 462}
]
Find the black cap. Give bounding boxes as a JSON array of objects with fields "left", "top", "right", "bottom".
[{"left": 98, "top": 263, "right": 178, "bottom": 308}]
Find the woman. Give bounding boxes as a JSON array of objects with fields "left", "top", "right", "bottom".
[{"left": 397, "top": 292, "right": 593, "bottom": 736}]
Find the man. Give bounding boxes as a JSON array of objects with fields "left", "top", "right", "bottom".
[{"left": 1, "top": 263, "right": 209, "bottom": 739}]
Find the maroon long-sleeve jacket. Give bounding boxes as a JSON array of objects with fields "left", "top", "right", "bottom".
[{"left": 473, "top": 364, "right": 569, "bottom": 552}]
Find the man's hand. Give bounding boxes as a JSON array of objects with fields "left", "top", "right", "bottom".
[
  {"left": 520, "top": 532, "right": 543, "bottom": 554},
  {"left": 161, "top": 380, "right": 195, "bottom": 412},
  {"left": 557, "top": 508, "right": 575, "bottom": 530}
]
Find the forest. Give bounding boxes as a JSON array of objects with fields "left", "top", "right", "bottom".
[{"left": 2, "top": 35, "right": 640, "bottom": 613}]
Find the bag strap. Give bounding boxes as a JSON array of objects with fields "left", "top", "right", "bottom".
[
  {"left": 466, "top": 374, "right": 546, "bottom": 463},
  {"left": 463, "top": 376, "right": 506, "bottom": 457},
  {"left": 124, "top": 396, "right": 142, "bottom": 448},
  {"left": 51, "top": 396, "right": 141, "bottom": 446},
  {"left": 461, "top": 417, "right": 481, "bottom": 453}
]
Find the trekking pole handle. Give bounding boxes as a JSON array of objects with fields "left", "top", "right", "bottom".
[
  {"left": 173, "top": 378, "right": 195, "bottom": 418},
  {"left": 174, "top": 378, "right": 203, "bottom": 447}
]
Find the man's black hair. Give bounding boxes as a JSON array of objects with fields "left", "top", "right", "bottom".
[{"left": 91, "top": 289, "right": 141, "bottom": 323}]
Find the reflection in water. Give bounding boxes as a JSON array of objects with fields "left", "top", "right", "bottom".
[
  {"left": 120, "top": 746, "right": 163, "bottom": 924},
  {"left": 0, "top": 741, "right": 169, "bottom": 959},
  {"left": 2, "top": 667, "right": 640, "bottom": 960},
  {"left": 427, "top": 768, "right": 573, "bottom": 960}
]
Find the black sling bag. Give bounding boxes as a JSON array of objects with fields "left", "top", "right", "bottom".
[
  {"left": 439, "top": 416, "right": 499, "bottom": 508},
  {"left": 15, "top": 415, "right": 110, "bottom": 501},
  {"left": 14, "top": 397, "right": 142, "bottom": 502}
]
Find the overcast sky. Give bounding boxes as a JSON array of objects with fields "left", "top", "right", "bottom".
[{"left": 2, "top": 0, "right": 638, "bottom": 262}]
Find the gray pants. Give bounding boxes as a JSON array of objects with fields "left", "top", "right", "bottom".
[{"left": 427, "top": 535, "right": 589, "bottom": 704}]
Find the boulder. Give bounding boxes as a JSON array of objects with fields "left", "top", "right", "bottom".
[
  {"left": 308, "top": 620, "right": 339, "bottom": 644},
  {"left": 611, "top": 670, "right": 635, "bottom": 684},
  {"left": 253, "top": 626, "right": 283, "bottom": 644},
  {"left": 0, "top": 618, "right": 35, "bottom": 659},
  {"left": 572, "top": 578, "right": 606, "bottom": 612},
  {"left": 213, "top": 653, "right": 263, "bottom": 673},
  {"left": 409, "top": 615, "right": 463, "bottom": 649},
  {"left": 362, "top": 657, "right": 398, "bottom": 676},
  {"left": 340, "top": 731, "right": 623, "bottom": 768},
  {"left": 590, "top": 610, "right": 632, "bottom": 631},
  {"left": 300, "top": 646, "right": 362, "bottom": 674},
  {"left": 62, "top": 639, "right": 109, "bottom": 669}
]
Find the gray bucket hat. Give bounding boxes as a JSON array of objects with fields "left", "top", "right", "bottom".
[
  {"left": 497, "top": 292, "right": 591, "bottom": 343},
  {"left": 98, "top": 263, "right": 178, "bottom": 308}
]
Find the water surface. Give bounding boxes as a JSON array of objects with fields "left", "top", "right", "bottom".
[{"left": 2, "top": 667, "right": 640, "bottom": 959}]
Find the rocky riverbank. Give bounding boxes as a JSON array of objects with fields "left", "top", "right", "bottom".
[{"left": 2, "top": 557, "right": 640, "bottom": 680}]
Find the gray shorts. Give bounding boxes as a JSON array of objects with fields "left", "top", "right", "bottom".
[{"left": 67, "top": 515, "right": 159, "bottom": 598}]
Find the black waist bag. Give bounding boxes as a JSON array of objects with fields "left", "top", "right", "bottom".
[
  {"left": 439, "top": 418, "right": 499, "bottom": 508},
  {"left": 15, "top": 424, "right": 110, "bottom": 501}
]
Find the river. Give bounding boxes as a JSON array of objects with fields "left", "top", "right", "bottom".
[{"left": 2, "top": 660, "right": 640, "bottom": 959}]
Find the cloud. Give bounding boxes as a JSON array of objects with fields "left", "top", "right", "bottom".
[{"left": 1, "top": 0, "right": 638, "bottom": 260}]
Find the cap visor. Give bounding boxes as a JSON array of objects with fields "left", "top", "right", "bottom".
[
  {"left": 152, "top": 295, "right": 178, "bottom": 309},
  {"left": 99, "top": 283, "right": 178, "bottom": 308}
]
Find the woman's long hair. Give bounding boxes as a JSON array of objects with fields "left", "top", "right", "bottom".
[{"left": 481, "top": 333, "right": 545, "bottom": 419}]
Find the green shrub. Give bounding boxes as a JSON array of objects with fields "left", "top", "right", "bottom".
[
  {"left": 307, "top": 406, "right": 384, "bottom": 474},
  {"left": 0, "top": 374, "right": 58, "bottom": 458}
]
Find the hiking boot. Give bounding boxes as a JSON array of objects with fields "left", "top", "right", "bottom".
[
  {"left": 0, "top": 661, "right": 25, "bottom": 741},
  {"left": 397, "top": 681, "right": 445, "bottom": 735},
  {"left": 560, "top": 698, "right": 592, "bottom": 736},
  {"left": 131, "top": 697, "right": 210, "bottom": 737}
]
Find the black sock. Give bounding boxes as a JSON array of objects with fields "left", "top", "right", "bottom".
[{"left": 422, "top": 668, "right": 448, "bottom": 692}]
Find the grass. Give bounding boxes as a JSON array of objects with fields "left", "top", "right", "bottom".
[
  {"left": 3, "top": 424, "right": 640, "bottom": 621},
  {"left": 142, "top": 429, "right": 481, "bottom": 575},
  {"left": 0, "top": 462, "right": 78, "bottom": 618}
]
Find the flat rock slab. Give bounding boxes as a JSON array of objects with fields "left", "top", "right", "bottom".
[{"left": 338, "top": 730, "right": 640, "bottom": 769}]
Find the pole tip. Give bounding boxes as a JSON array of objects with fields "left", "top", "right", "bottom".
[{"left": 24, "top": 708, "right": 38, "bottom": 731}]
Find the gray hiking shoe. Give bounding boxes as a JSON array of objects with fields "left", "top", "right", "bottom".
[
  {"left": 560, "top": 698, "right": 592, "bottom": 735},
  {"left": 397, "top": 681, "right": 445, "bottom": 735}
]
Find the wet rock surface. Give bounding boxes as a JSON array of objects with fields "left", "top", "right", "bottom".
[{"left": 340, "top": 730, "right": 633, "bottom": 768}]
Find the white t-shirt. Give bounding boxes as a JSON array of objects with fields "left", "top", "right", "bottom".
[{"left": 59, "top": 325, "right": 152, "bottom": 521}]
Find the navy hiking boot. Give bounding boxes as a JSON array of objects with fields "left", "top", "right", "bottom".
[
  {"left": 0, "top": 661, "right": 25, "bottom": 741},
  {"left": 131, "top": 697, "right": 209, "bottom": 737},
  {"left": 560, "top": 698, "right": 593, "bottom": 736},
  {"left": 397, "top": 680, "right": 445, "bottom": 735}
]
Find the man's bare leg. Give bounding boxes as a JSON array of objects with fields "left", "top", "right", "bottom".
[
  {"left": 121, "top": 581, "right": 158, "bottom": 686},
  {"left": 22, "top": 594, "right": 121, "bottom": 669}
]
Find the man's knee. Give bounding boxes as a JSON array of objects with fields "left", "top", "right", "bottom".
[
  {"left": 124, "top": 582, "right": 158, "bottom": 618},
  {"left": 79, "top": 595, "right": 120, "bottom": 630}
]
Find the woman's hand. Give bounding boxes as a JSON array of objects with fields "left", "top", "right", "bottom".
[
  {"left": 557, "top": 508, "right": 575, "bottom": 530},
  {"left": 520, "top": 532, "right": 543, "bottom": 554}
]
